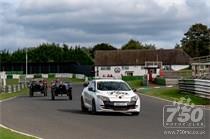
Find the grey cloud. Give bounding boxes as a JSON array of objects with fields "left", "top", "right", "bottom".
[{"left": 0, "top": 0, "right": 210, "bottom": 50}]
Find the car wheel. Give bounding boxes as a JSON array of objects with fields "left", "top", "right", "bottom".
[
  {"left": 29, "top": 89, "right": 33, "bottom": 97},
  {"left": 81, "top": 97, "right": 87, "bottom": 112},
  {"left": 68, "top": 91, "right": 72, "bottom": 100},
  {"left": 131, "top": 112, "right": 139, "bottom": 116},
  {"left": 51, "top": 90, "right": 55, "bottom": 100},
  {"left": 91, "top": 99, "right": 97, "bottom": 114},
  {"left": 44, "top": 88, "right": 47, "bottom": 96}
]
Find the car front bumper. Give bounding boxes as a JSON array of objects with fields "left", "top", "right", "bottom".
[{"left": 96, "top": 100, "right": 140, "bottom": 113}]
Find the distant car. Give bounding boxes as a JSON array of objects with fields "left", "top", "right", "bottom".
[
  {"left": 51, "top": 80, "right": 72, "bottom": 100},
  {"left": 29, "top": 79, "right": 48, "bottom": 97},
  {"left": 81, "top": 79, "right": 141, "bottom": 115}
]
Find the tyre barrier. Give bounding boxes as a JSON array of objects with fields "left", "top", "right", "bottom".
[{"left": 0, "top": 83, "right": 27, "bottom": 94}]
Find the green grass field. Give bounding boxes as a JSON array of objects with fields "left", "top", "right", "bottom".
[
  {"left": 0, "top": 127, "right": 36, "bottom": 139},
  {"left": 139, "top": 87, "right": 210, "bottom": 105}
]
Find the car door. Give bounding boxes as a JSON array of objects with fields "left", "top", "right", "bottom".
[{"left": 86, "top": 81, "right": 96, "bottom": 105}]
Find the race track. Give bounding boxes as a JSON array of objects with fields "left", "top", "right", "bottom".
[{"left": 0, "top": 84, "right": 209, "bottom": 139}]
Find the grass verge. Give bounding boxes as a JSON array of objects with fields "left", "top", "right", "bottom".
[
  {"left": 6, "top": 79, "right": 19, "bottom": 85},
  {"left": 0, "top": 88, "right": 28, "bottom": 100},
  {"left": 46, "top": 77, "right": 85, "bottom": 84},
  {"left": 0, "top": 127, "right": 36, "bottom": 139},
  {"left": 127, "top": 80, "right": 142, "bottom": 89},
  {"left": 139, "top": 87, "right": 210, "bottom": 105}
]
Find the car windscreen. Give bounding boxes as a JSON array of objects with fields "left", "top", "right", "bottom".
[{"left": 97, "top": 81, "right": 131, "bottom": 91}]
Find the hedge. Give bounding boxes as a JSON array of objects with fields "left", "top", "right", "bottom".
[
  {"left": 6, "top": 74, "right": 13, "bottom": 79},
  {"left": 122, "top": 76, "right": 144, "bottom": 81},
  {"left": 48, "top": 73, "right": 55, "bottom": 78},
  {"left": 34, "top": 74, "right": 42, "bottom": 78},
  {"left": 154, "top": 77, "right": 166, "bottom": 85}
]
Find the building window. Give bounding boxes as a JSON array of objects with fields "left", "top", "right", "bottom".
[
  {"left": 126, "top": 71, "right": 134, "bottom": 76},
  {"left": 122, "top": 66, "right": 129, "bottom": 70},
  {"left": 101, "top": 66, "right": 111, "bottom": 70}
]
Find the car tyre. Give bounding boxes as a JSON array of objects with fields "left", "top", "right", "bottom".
[
  {"left": 51, "top": 90, "right": 55, "bottom": 100},
  {"left": 29, "top": 89, "right": 33, "bottom": 97},
  {"left": 81, "top": 97, "right": 87, "bottom": 112},
  {"left": 68, "top": 90, "right": 72, "bottom": 100},
  {"left": 44, "top": 88, "right": 48, "bottom": 96},
  {"left": 91, "top": 99, "right": 97, "bottom": 114}
]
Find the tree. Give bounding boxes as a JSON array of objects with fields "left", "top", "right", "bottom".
[
  {"left": 121, "top": 39, "right": 156, "bottom": 50},
  {"left": 144, "top": 43, "right": 156, "bottom": 49},
  {"left": 91, "top": 43, "right": 117, "bottom": 58},
  {"left": 174, "top": 43, "right": 181, "bottom": 49},
  {"left": 121, "top": 39, "right": 144, "bottom": 50},
  {"left": 180, "top": 23, "right": 210, "bottom": 57}
]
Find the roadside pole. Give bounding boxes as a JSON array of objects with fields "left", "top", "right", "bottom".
[{"left": 25, "top": 48, "right": 28, "bottom": 83}]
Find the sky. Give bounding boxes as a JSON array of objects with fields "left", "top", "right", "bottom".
[{"left": 0, "top": 0, "right": 210, "bottom": 50}]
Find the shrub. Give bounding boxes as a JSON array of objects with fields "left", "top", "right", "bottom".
[
  {"left": 72, "top": 74, "right": 76, "bottom": 79},
  {"left": 122, "top": 76, "right": 144, "bottom": 81},
  {"left": 7, "top": 74, "right": 13, "bottom": 79},
  {"left": 34, "top": 74, "right": 42, "bottom": 79},
  {"left": 48, "top": 73, "right": 55, "bottom": 78},
  {"left": 154, "top": 77, "right": 166, "bottom": 85}
]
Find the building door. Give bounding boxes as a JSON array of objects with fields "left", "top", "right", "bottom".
[{"left": 148, "top": 69, "right": 153, "bottom": 82}]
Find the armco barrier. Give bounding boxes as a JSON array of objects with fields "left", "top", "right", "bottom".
[
  {"left": 75, "top": 74, "right": 85, "bottom": 79},
  {"left": 55, "top": 73, "right": 73, "bottom": 78},
  {"left": 165, "top": 78, "right": 179, "bottom": 85},
  {"left": 179, "top": 79, "right": 210, "bottom": 99}
]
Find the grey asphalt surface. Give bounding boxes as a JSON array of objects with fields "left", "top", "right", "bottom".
[{"left": 0, "top": 84, "right": 209, "bottom": 139}]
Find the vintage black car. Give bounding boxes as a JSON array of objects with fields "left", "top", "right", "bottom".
[
  {"left": 29, "top": 79, "right": 48, "bottom": 97},
  {"left": 51, "top": 80, "right": 72, "bottom": 100}
]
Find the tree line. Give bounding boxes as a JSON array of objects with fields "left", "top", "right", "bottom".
[
  {"left": 0, "top": 40, "right": 156, "bottom": 65},
  {"left": 0, "top": 43, "right": 93, "bottom": 65}
]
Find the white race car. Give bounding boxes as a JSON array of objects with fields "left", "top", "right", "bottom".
[{"left": 81, "top": 79, "right": 141, "bottom": 115}]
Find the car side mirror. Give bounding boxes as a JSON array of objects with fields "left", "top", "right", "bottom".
[
  {"left": 83, "top": 82, "right": 88, "bottom": 87},
  {"left": 88, "top": 87, "right": 95, "bottom": 92}
]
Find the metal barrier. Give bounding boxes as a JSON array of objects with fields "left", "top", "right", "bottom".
[{"left": 179, "top": 79, "right": 210, "bottom": 99}]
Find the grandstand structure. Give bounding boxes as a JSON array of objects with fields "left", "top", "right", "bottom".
[{"left": 191, "top": 55, "right": 210, "bottom": 79}]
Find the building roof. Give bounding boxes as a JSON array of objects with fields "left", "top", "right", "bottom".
[{"left": 95, "top": 49, "right": 191, "bottom": 66}]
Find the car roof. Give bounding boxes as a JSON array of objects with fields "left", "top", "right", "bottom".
[{"left": 93, "top": 78, "right": 125, "bottom": 82}]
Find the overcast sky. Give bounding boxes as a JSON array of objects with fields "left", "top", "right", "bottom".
[{"left": 0, "top": 0, "right": 210, "bottom": 50}]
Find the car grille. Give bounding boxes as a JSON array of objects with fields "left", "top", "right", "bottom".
[{"left": 103, "top": 101, "right": 136, "bottom": 110}]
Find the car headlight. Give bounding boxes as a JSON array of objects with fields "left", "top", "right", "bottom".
[
  {"left": 131, "top": 95, "right": 138, "bottom": 101},
  {"left": 97, "top": 95, "right": 110, "bottom": 101}
]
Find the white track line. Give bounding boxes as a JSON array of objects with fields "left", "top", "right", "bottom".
[
  {"left": 0, "top": 96, "right": 18, "bottom": 103},
  {"left": 0, "top": 124, "right": 43, "bottom": 139}
]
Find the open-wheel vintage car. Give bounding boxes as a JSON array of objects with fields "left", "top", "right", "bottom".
[
  {"left": 29, "top": 79, "right": 48, "bottom": 97},
  {"left": 51, "top": 79, "right": 72, "bottom": 100}
]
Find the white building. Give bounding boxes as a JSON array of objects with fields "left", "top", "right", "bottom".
[{"left": 95, "top": 49, "right": 191, "bottom": 81}]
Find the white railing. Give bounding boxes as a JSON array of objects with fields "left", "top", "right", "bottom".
[
  {"left": 191, "top": 55, "right": 210, "bottom": 63},
  {"left": 178, "top": 79, "right": 210, "bottom": 99}
]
